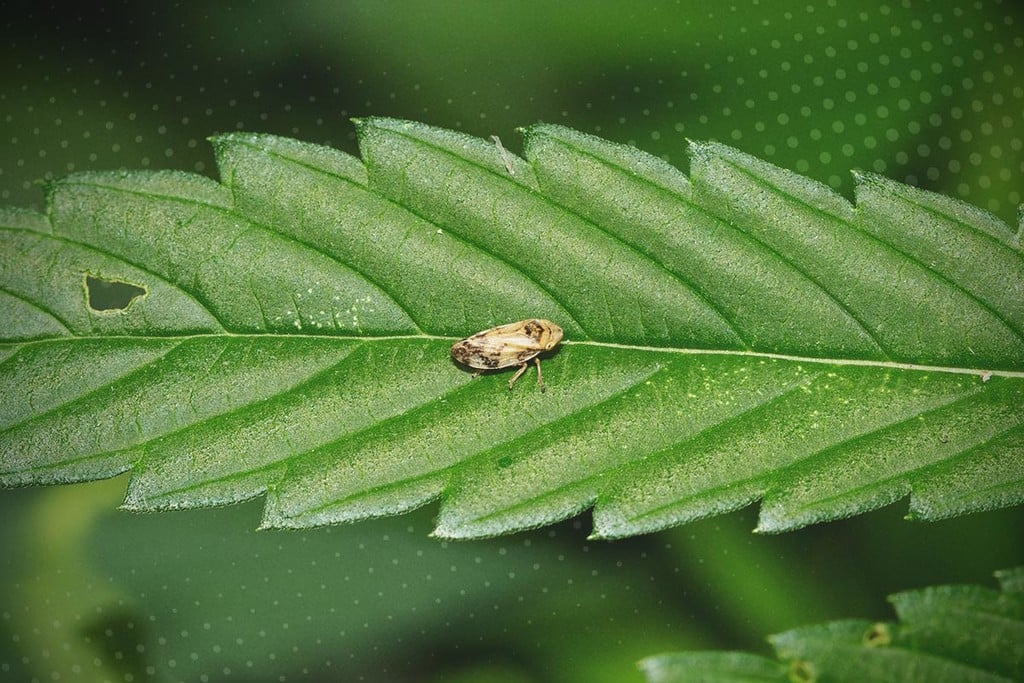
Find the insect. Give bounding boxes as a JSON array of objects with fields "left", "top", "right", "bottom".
[
  {"left": 490, "top": 135, "right": 516, "bottom": 175},
  {"left": 451, "top": 319, "right": 564, "bottom": 391}
]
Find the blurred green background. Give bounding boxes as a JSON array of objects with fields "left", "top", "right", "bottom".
[{"left": 2, "top": 2, "right": 1023, "bottom": 681}]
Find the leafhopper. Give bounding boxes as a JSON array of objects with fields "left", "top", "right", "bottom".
[
  {"left": 451, "top": 319, "right": 564, "bottom": 391},
  {"left": 490, "top": 135, "right": 516, "bottom": 175}
]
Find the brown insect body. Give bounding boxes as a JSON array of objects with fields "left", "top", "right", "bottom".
[{"left": 451, "top": 319, "right": 564, "bottom": 390}]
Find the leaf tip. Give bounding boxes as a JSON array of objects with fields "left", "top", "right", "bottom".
[
  {"left": 851, "top": 168, "right": 890, "bottom": 194},
  {"left": 258, "top": 496, "right": 294, "bottom": 531},
  {"left": 352, "top": 115, "right": 407, "bottom": 135},
  {"left": 206, "top": 132, "right": 238, "bottom": 153},
  {"left": 1017, "top": 204, "right": 1024, "bottom": 245},
  {"left": 257, "top": 509, "right": 296, "bottom": 531},
  {"left": 351, "top": 116, "right": 375, "bottom": 140},
  {"left": 524, "top": 122, "right": 564, "bottom": 137},
  {"left": 429, "top": 522, "right": 462, "bottom": 540},
  {"left": 427, "top": 528, "right": 453, "bottom": 541},
  {"left": 752, "top": 511, "right": 788, "bottom": 535},
  {"left": 431, "top": 516, "right": 494, "bottom": 541},
  {"left": 118, "top": 475, "right": 147, "bottom": 510},
  {"left": 587, "top": 508, "right": 635, "bottom": 541},
  {"left": 687, "top": 139, "right": 760, "bottom": 169},
  {"left": 40, "top": 176, "right": 64, "bottom": 207},
  {"left": 685, "top": 138, "right": 716, "bottom": 160},
  {"left": 903, "top": 507, "right": 924, "bottom": 522}
]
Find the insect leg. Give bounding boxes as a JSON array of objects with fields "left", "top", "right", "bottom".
[
  {"left": 508, "top": 362, "right": 529, "bottom": 390},
  {"left": 534, "top": 356, "right": 545, "bottom": 392}
]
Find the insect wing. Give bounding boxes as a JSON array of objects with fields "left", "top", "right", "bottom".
[{"left": 452, "top": 328, "right": 542, "bottom": 370}]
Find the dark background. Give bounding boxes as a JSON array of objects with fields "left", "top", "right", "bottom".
[{"left": 2, "top": 2, "right": 1023, "bottom": 681}]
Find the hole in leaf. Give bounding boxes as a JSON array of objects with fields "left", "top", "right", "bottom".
[
  {"left": 862, "top": 622, "right": 892, "bottom": 647},
  {"left": 788, "top": 659, "right": 817, "bottom": 683},
  {"left": 85, "top": 274, "right": 147, "bottom": 312}
]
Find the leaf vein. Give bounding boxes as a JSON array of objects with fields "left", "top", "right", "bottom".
[
  {"left": 69, "top": 178, "right": 429, "bottom": 335},
  {"left": 364, "top": 173, "right": 590, "bottom": 336},
  {"left": 380, "top": 124, "right": 749, "bottom": 345},
  {"left": 0, "top": 339, "right": 185, "bottom": 436},
  {"left": 18, "top": 223, "right": 228, "bottom": 333},
  {"left": 712, "top": 157, "right": 895, "bottom": 358},
  {"left": 761, "top": 386, "right": 1003, "bottom": 520},
  {"left": 229, "top": 138, "right": 577, "bottom": 336},
  {"left": 128, "top": 341, "right": 366, "bottom": 471},
  {"left": 857, "top": 184, "right": 1024, "bottom": 341},
  {"left": 472, "top": 368, "right": 823, "bottom": 529},
  {"left": 0, "top": 284, "right": 74, "bottom": 333}
]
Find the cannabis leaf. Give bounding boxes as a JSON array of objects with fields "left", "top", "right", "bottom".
[
  {"left": 640, "top": 567, "right": 1024, "bottom": 682},
  {"left": 1, "top": 118, "right": 1022, "bottom": 538}
]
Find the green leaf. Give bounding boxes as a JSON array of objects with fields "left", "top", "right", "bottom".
[
  {"left": 643, "top": 568, "right": 1024, "bottom": 683},
  {"left": 638, "top": 652, "right": 786, "bottom": 683},
  {"left": 889, "top": 585, "right": 1024, "bottom": 677},
  {"left": 1, "top": 118, "right": 1022, "bottom": 538}
]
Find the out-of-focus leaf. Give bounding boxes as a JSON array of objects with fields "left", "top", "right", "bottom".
[
  {"left": 639, "top": 651, "right": 786, "bottom": 683},
  {"left": 643, "top": 569, "right": 1023, "bottom": 683}
]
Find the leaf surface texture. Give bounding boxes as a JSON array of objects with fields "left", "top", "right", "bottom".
[{"left": 1, "top": 119, "right": 1022, "bottom": 537}]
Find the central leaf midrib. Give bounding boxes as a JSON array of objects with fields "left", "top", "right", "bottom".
[{"left": 3, "top": 334, "right": 1024, "bottom": 378}]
